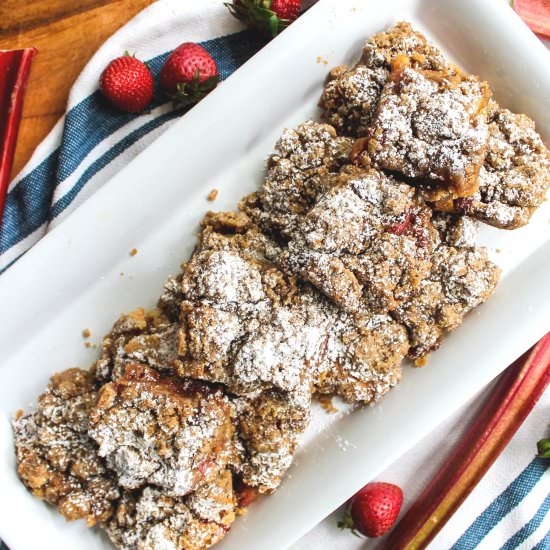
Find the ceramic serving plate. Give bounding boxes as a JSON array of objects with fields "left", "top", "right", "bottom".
[{"left": 1, "top": 0, "right": 549, "bottom": 548}]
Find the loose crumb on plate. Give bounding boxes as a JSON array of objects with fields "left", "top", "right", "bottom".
[
  {"left": 85, "top": 342, "right": 92, "bottom": 348},
  {"left": 317, "top": 394, "right": 339, "bottom": 414},
  {"left": 129, "top": 248, "right": 138, "bottom": 257},
  {"left": 82, "top": 328, "right": 91, "bottom": 338},
  {"left": 207, "top": 189, "right": 219, "bottom": 202}
]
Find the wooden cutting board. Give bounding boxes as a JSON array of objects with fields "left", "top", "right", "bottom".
[{"left": 0, "top": 0, "right": 155, "bottom": 180}]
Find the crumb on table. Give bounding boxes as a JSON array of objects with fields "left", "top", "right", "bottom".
[
  {"left": 207, "top": 189, "right": 219, "bottom": 202},
  {"left": 130, "top": 248, "right": 138, "bottom": 257}
]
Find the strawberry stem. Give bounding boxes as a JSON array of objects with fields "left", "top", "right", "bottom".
[
  {"left": 337, "top": 504, "right": 355, "bottom": 531},
  {"left": 537, "top": 437, "right": 550, "bottom": 458},
  {"left": 169, "top": 72, "right": 219, "bottom": 107},
  {"left": 224, "top": 0, "right": 293, "bottom": 37}
]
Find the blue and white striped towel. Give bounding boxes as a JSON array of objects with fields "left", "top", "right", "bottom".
[{"left": 0, "top": 1, "right": 548, "bottom": 549}]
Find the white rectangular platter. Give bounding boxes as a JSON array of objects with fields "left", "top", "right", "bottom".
[{"left": 1, "top": 0, "right": 550, "bottom": 548}]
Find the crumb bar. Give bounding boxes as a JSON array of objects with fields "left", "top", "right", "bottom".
[
  {"left": 280, "top": 165, "right": 435, "bottom": 314},
  {"left": 93, "top": 307, "right": 180, "bottom": 383},
  {"left": 13, "top": 369, "right": 119, "bottom": 526},
  {"left": 106, "top": 469, "right": 236, "bottom": 550},
  {"left": 368, "top": 60, "right": 491, "bottom": 199},
  {"left": 89, "top": 364, "right": 238, "bottom": 497},
  {"left": 394, "top": 215, "right": 501, "bottom": 360},
  {"left": 432, "top": 101, "right": 550, "bottom": 228},
  {"left": 240, "top": 121, "right": 353, "bottom": 239},
  {"left": 320, "top": 22, "right": 447, "bottom": 137}
]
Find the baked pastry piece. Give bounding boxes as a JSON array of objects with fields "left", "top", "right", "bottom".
[
  {"left": 240, "top": 121, "right": 353, "bottom": 239},
  {"left": 236, "top": 390, "right": 310, "bottom": 492},
  {"left": 93, "top": 307, "right": 180, "bottom": 383},
  {"left": 89, "top": 364, "right": 238, "bottom": 497},
  {"left": 177, "top": 212, "right": 408, "bottom": 489},
  {"left": 178, "top": 211, "right": 325, "bottom": 402},
  {"left": 106, "top": 469, "right": 236, "bottom": 550},
  {"left": 431, "top": 101, "right": 550, "bottom": 229},
  {"left": 394, "top": 215, "right": 501, "bottom": 360},
  {"left": 279, "top": 165, "right": 436, "bottom": 314},
  {"left": 319, "top": 22, "right": 447, "bottom": 137},
  {"left": 179, "top": 211, "right": 408, "bottom": 402},
  {"left": 367, "top": 58, "right": 491, "bottom": 199},
  {"left": 13, "top": 369, "right": 119, "bottom": 526}
]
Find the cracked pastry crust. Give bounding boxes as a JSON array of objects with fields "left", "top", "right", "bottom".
[
  {"left": 368, "top": 59, "right": 491, "bottom": 199},
  {"left": 93, "top": 307, "right": 180, "bottom": 383},
  {"left": 319, "top": 22, "right": 447, "bottom": 138},
  {"left": 106, "top": 469, "right": 236, "bottom": 550},
  {"left": 431, "top": 101, "right": 550, "bottom": 229},
  {"left": 89, "top": 364, "right": 239, "bottom": 497},
  {"left": 394, "top": 214, "right": 501, "bottom": 360},
  {"left": 13, "top": 369, "right": 119, "bottom": 526},
  {"left": 178, "top": 211, "right": 408, "bottom": 404},
  {"left": 177, "top": 212, "right": 408, "bottom": 489},
  {"left": 279, "top": 165, "right": 436, "bottom": 314},
  {"left": 236, "top": 390, "right": 310, "bottom": 492},
  {"left": 240, "top": 121, "right": 353, "bottom": 239}
]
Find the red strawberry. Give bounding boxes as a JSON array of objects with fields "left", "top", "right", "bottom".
[
  {"left": 338, "top": 482, "right": 403, "bottom": 538},
  {"left": 226, "top": 0, "right": 301, "bottom": 37},
  {"left": 271, "top": 0, "right": 301, "bottom": 20},
  {"left": 100, "top": 54, "right": 154, "bottom": 113},
  {"left": 160, "top": 43, "right": 219, "bottom": 106}
]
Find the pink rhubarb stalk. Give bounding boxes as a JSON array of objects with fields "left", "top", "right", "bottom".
[
  {"left": 380, "top": 333, "right": 550, "bottom": 550},
  {"left": 0, "top": 48, "right": 37, "bottom": 224},
  {"left": 513, "top": 0, "right": 550, "bottom": 38}
]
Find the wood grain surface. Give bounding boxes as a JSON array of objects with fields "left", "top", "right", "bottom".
[{"left": 0, "top": 0, "right": 155, "bottom": 180}]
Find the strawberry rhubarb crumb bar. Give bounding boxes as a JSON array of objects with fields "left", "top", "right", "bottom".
[
  {"left": 279, "top": 165, "right": 436, "bottom": 314},
  {"left": 176, "top": 211, "right": 408, "bottom": 489},
  {"left": 394, "top": 214, "right": 501, "bottom": 360},
  {"left": 240, "top": 121, "right": 353, "bottom": 239},
  {"left": 88, "top": 364, "right": 239, "bottom": 497},
  {"left": 106, "top": 469, "right": 236, "bottom": 550},
  {"left": 13, "top": 369, "right": 120, "bottom": 526},
  {"left": 431, "top": 100, "right": 550, "bottom": 229},
  {"left": 319, "top": 22, "right": 447, "bottom": 137},
  {"left": 367, "top": 59, "right": 491, "bottom": 199}
]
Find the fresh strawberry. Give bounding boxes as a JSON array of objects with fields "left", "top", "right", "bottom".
[
  {"left": 226, "top": 0, "right": 301, "bottom": 37},
  {"left": 160, "top": 43, "right": 219, "bottom": 106},
  {"left": 338, "top": 482, "right": 403, "bottom": 538},
  {"left": 99, "top": 54, "right": 154, "bottom": 113}
]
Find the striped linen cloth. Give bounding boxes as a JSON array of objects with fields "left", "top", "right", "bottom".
[{"left": 0, "top": 0, "right": 548, "bottom": 549}]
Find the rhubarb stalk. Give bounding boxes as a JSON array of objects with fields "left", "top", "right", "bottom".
[
  {"left": 513, "top": 0, "right": 550, "bottom": 38},
  {"left": 0, "top": 48, "right": 37, "bottom": 224},
  {"left": 380, "top": 333, "right": 550, "bottom": 550}
]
